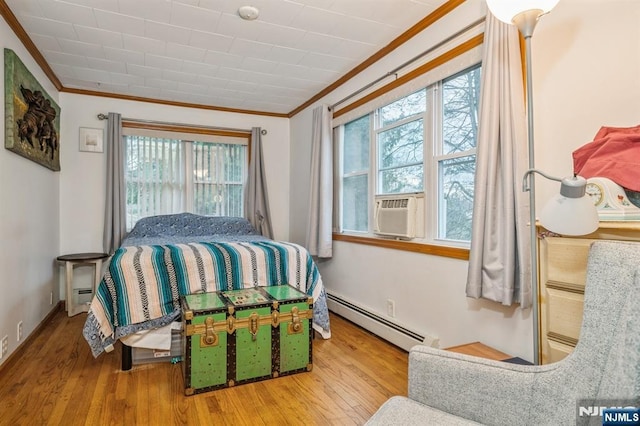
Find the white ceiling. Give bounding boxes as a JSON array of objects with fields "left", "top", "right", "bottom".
[{"left": 4, "top": 0, "right": 449, "bottom": 115}]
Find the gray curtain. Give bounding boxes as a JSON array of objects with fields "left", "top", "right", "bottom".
[
  {"left": 305, "top": 105, "right": 333, "bottom": 258},
  {"left": 465, "top": 12, "right": 531, "bottom": 307},
  {"left": 103, "top": 112, "right": 126, "bottom": 254},
  {"left": 244, "top": 127, "right": 273, "bottom": 239}
]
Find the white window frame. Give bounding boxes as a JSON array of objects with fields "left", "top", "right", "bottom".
[
  {"left": 123, "top": 126, "right": 249, "bottom": 230},
  {"left": 337, "top": 64, "right": 480, "bottom": 248},
  {"left": 339, "top": 115, "right": 372, "bottom": 235},
  {"left": 375, "top": 110, "right": 425, "bottom": 195}
]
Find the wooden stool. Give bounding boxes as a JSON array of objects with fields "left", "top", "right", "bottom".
[{"left": 57, "top": 252, "right": 109, "bottom": 317}]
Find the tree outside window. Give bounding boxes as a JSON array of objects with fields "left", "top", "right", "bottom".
[{"left": 339, "top": 64, "right": 481, "bottom": 244}]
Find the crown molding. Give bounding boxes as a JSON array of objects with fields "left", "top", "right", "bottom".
[
  {"left": 1, "top": 0, "right": 467, "bottom": 120},
  {"left": 287, "top": 0, "right": 467, "bottom": 117}
]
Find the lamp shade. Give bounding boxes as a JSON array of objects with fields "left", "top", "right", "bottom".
[
  {"left": 486, "top": 0, "right": 560, "bottom": 24},
  {"left": 538, "top": 176, "right": 599, "bottom": 236}
]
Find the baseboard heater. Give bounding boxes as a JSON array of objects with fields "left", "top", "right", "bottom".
[{"left": 326, "top": 292, "right": 438, "bottom": 352}]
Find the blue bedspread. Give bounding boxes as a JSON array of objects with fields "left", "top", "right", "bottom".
[{"left": 82, "top": 214, "right": 331, "bottom": 357}]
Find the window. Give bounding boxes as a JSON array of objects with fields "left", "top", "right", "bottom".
[
  {"left": 338, "top": 64, "right": 481, "bottom": 244},
  {"left": 124, "top": 130, "right": 248, "bottom": 230},
  {"left": 437, "top": 68, "right": 480, "bottom": 241},
  {"left": 341, "top": 115, "right": 370, "bottom": 232},
  {"left": 377, "top": 89, "right": 426, "bottom": 195}
]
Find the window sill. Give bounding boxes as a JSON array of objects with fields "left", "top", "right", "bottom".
[{"left": 332, "top": 233, "right": 469, "bottom": 260}]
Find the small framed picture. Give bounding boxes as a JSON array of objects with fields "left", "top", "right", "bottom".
[{"left": 79, "top": 127, "right": 104, "bottom": 153}]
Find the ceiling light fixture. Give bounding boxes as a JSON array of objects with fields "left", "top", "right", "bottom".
[{"left": 238, "top": 5, "right": 260, "bottom": 21}]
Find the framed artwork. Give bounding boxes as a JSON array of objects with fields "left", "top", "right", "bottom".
[
  {"left": 4, "top": 48, "right": 61, "bottom": 171},
  {"left": 79, "top": 127, "right": 104, "bottom": 153}
]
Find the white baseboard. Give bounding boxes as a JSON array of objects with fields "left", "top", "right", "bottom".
[{"left": 326, "top": 291, "right": 439, "bottom": 352}]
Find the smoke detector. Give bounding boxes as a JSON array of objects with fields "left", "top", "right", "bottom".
[{"left": 238, "top": 5, "right": 259, "bottom": 21}]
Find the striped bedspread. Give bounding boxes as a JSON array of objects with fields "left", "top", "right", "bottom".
[{"left": 83, "top": 240, "right": 331, "bottom": 357}]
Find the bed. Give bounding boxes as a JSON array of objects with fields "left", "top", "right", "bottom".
[{"left": 82, "top": 213, "right": 331, "bottom": 368}]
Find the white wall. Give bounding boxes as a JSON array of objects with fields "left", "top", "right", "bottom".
[
  {"left": 0, "top": 21, "right": 60, "bottom": 366},
  {"left": 532, "top": 0, "right": 640, "bottom": 204},
  {"left": 289, "top": 0, "right": 640, "bottom": 361},
  {"left": 58, "top": 94, "right": 291, "bottom": 299},
  {"left": 2, "top": 0, "right": 637, "bottom": 367}
]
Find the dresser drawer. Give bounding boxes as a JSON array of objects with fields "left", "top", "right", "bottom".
[
  {"left": 538, "top": 222, "right": 640, "bottom": 365},
  {"left": 544, "top": 238, "right": 593, "bottom": 290},
  {"left": 546, "top": 287, "right": 584, "bottom": 342},
  {"left": 544, "top": 339, "right": 575, "bottom": 364}
]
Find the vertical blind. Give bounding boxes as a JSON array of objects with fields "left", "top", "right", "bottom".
[
  {"left": 125, "top": 135, "right": 186, "bottom": 228},
  {"left": 123, "top": 130, "right": 248, "bottom": 230},
  {"left": 192, "top": 141, "right": 246, "bottom": 217}
]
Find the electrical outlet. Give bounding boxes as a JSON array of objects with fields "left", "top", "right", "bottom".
[
  {"left": 387, "top": 299, "right": 395, "bottom": 318},
  {"left": 17, "top": 321, "right": 23, "bottom": 342},
  {"left": 1, "top": 335, "right": 8, "bottom": 359}
]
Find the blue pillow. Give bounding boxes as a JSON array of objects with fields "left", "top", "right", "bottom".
[{"left": 126, "top": 213, "right": 259, "bottom": 239}]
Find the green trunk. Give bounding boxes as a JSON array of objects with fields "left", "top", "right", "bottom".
[
  {"left": 189, "top": 312, "right": 227, "bottom": 388},
  {"left": 235, "top": 307, "right": 272, "bottom": 381},
  {"left": 263, "top": 285, "right": 312, "bottom": 374},
  {"left": 279, "top": 301, "right": 310, "bottom": 373},
  {"left": 182, "top": 285, "right": 312, "bottom": 395}
]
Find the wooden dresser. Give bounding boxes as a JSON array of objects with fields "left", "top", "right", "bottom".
[{"left": 537, "top": 222, "right": 640, "bottom": 364}]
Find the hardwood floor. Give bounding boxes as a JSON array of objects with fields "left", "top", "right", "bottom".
[{"left": 0, "top": 309, "right": 408, "bottom": 425}]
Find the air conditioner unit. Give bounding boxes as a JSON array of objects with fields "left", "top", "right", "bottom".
[{"left": 373, "top": 193, "right": 425, "bottom": 239}]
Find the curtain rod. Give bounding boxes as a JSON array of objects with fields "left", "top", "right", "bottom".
[
  {"left": 330, "top": 16, "right": 485, "bottom": 110},
  {"left": 96, "top": 113, "right": 267, "bottom": 135}
]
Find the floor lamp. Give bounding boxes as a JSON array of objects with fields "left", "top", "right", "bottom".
[{"left": 485, "top": 0, "right": 598, "bottom": 365}]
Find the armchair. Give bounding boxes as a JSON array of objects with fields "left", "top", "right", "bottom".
[{"left": 367, "top": 241, "right": 640, "bottom": 425}]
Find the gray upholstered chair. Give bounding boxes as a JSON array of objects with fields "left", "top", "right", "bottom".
[{"left": 366, "top": 240, "right": 640, "bottom": 425}]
